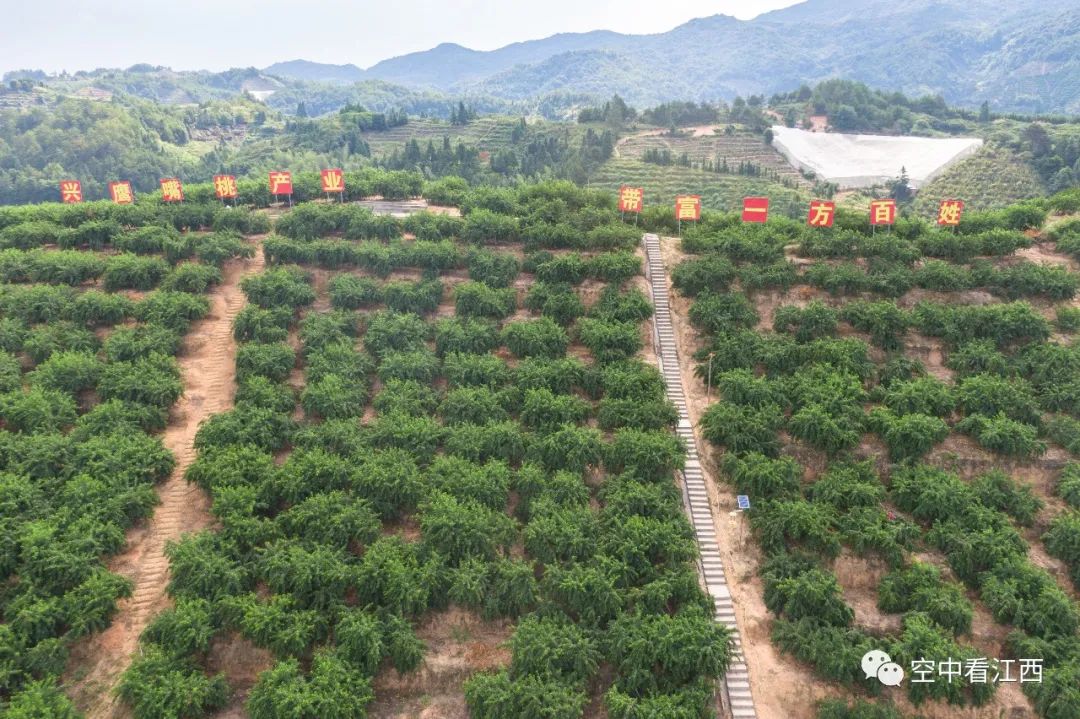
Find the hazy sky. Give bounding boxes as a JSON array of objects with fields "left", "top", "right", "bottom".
[{"left": 3, "top": 0, "right": 803, "bottom": 75}]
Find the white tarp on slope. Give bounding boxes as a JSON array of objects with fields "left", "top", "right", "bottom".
[{"left": 771, "top": 126, "right": 983, "bottom": 189}]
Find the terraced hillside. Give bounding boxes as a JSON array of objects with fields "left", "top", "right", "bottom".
[
  {"left": 660, "top": 193, "right": 1080, "bottom": 719},
  {"left": 591, "top": 157, "right": 808, "bottom": 217},
  {"left": 912, "top": 145, "right": 1046, "bottom": 216},
  {"left": 0, "top": 199, "right": 266, "bottom": 716},
  {"left": 109, "top": 185, "right": 735, "bottom": 719},
  {"left": 616, "top": 128, "right": 806, "bottom": 187}
]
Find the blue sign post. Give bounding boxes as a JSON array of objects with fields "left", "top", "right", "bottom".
[{"left": 736, "top": 495, "right": 751, "bottom": 511}]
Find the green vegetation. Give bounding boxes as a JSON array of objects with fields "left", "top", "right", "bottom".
[
  {"left": 109, "top": 182, "right": 730, "bottom": 718},
  {"left": 677, "top": 189, "right": 1080, "bottom": 718},
  {"left": 0, "top": 198, "right": 251, "bottom": 712}
]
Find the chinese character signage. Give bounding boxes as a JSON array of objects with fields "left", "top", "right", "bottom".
[
  {"left": 269, "top": 171, "right": 293, "bottom": 195},
  {"left": 213, "top": 174, "right": 238, "bottom": 199},
  {"left": 674, "top": 195, "right": 701, "bottom": 222},
  {"left": 870, "top": 199, "right": 897, "bottom": 226},
  {"left": 110, "top": 181, "right": 134, "bottom": 205},
  {"left": 60, "top": 180, "right": 82, "bottom": 204},
  {"left": 160, "top": 178, "right": 184, "bottom": 203},
  {"left": 742, "top": 197, "right": 769, "bottom": 223},
  {"left": 937, "top": 199, "right": 964, "bottom": 226},
  {"left": 808, "top": 200, "right": 835, "bottom": 227},
  {"left": 618, "top": 185, "right": 644, "bottom": 214},
  {"left": 321, "top": 168, "right": 344, "bottom": 193}
]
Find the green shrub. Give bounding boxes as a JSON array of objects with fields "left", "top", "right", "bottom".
[
  {"left": 508, "top": 613, "right": 599, "bottom": 686},
  {"left": 589, "top": 286, "right": 652, "bottom": 324},
  {"left": 605, "top": 609, "right": 731, "bottom": 695},
  {"left": 104, "top": 325, "right": 181, "bottom": 362},
  {"left": 301, "top": 375, "right": 367, "bottom": 419},
  {"left": 502, "top": 318, "right": 569, "bottom": 358},
  {"left": 1056, "top": 306, "right": 1080, "bottom": 333},
  {"left": 328, "top": 275, "right": 381, "bottom": 309},
  {"left": 455, "top": 281, "right": 515, "bottom": 319},
  {"left": 957, "top": 413, "right": 1045, "bottom": 457},
  {"left": 0, "top": 387, "right": 78, "bottom": 433},
  {"left": 103, "top": 253, "right": 170, "bottom": 291},
  {"left": 373, "top": 378, "right": 439, "bottom": 417},
  {"left": 524, "top": 282, "right": 584, "bottom": 325},
  {"left": 1043, "top": 512, "right": 1080, "bottom": 588},
  {"left": 194, "top": 405, "right": 295, "bottom": 452},
  {"left": 134, "top": 291, "right": 210, "bottom": 332},
  {"left": 140, "top": 597, "right": 218, "bottom": 658},
  {"left": 576, "top": 318, "right": 642, "bottom": 363},
  {"left": 28, "top": 350, "right": 102, "bottom": 395},
  {"left": 772, "top": 618, "right": 876, "bottom": 688},
  {"left": 721, "top": 452, "right": 801, "bottom": 499},
  {"left": 24, "top": 321, "right": 98, "bottom": 364},
  {"left": 700, "top": 401, "right": 783, "bottom": 456},
  {"left": 160, "top": 263, "right": 222, "bottom": 293},
  {"left": 688, "top": 291, "right": 758, "bottom": 333},
  {"left": 466, "top": 249, "right": 520, "bottom": 288},
  {"left": 752, "top": 499, "right": 840, "bottom": 557},
  {"left": 233, "top": 305, "right": 292, "bottom": 343},
  {"left": 868, "top": 408, "right": 949, "bottom": 461},
  {"left": 672, "top": 255, "right": 737, "bottom": 296},
  {"left": 246, "top": 651, "right": 373, "bottom": 719},
  {"left": 67, "top": 290, "right": 135, "bottom": 326},
  {"left": 881, "top": 376, "right": 954, "bottom": 416},
  {"left": 762, "top": 555, "right": 853, "bottom": 626},
  {"left": 236, "top": 342, "right": 295, "bottom": 383},
  {"left": 363, "top": 311, "right": 429, "bottom": 358},
  {"left": 588, "top": 251, "right": 640, "bottom": 283},
  {"left": 1060, "top": 463, "right": 1080, "bottom": 509},
  {"left": 383, "top": 279, "right": 443, "bottom": 315},
  {"left": 773, "top": 301, "right": 838, "bottom": 342},
  {"left": 117, "top": 646, "right": 229, "bottom": 719},
  {"left": 241, "top": 266, "right": 315, "bottom": 308},
  {"left": 972, "top": 470, "right": 1044, "bottom": 527},
  {"left": 465, "top": 671, "right": 587, "bottom": 719},
  {"left": 877, "top": 562, "right": 973, "bottom": 635}
]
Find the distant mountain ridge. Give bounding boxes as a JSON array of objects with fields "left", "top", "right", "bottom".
[{"left": 263, "top": 0, "right": 1080, "bottom": 114}]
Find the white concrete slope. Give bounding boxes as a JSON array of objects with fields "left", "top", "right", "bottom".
[
  {"left": 771, "top": 125, "right": 982, "bottom": 189},
  {"left": 642, "top": 233, "right": 757, "bottom": 719}
]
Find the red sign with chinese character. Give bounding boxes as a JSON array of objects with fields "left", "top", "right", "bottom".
[
  {"left": 618, "top": 186, "right": 644, "bottom": 214},
  {"left": 807, "top": 200, "right": 836, "bottom": 227},
  {"left": 869, "top": 199, "right": 897, "bottom": 226},
  {"left": 937, "top": 199, "right": 964, "bottom": 226},
  {"left": 742, "top": 197, "right": 769, "bottom": 223},
  {"left": 60, "top": 180, "right": 82, "bottom": 204},
  {"left": 674, "top": 195, "right": 701, "bottom": 222},
  {"left": 321, "top": 168, "right": 345, "bottom": 193},
  {"left": 214, "top": 175, "right": 238, "bottom": 199},
  {"left": 110, "top": 181, "right": 134, "bottom": 205},
  {"left": 160, "top": 178, "right": 184, "bottom": 203},
  {"left": 269, "top": 171, "right": 293, "bottom": 195}
]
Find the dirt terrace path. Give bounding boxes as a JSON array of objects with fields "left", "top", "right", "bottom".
[{"left": 66, "top": 239, "right": 266, "bottom": 718}]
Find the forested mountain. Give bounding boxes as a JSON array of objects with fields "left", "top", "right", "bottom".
[{"left": 264, "top": 0, "right": 1080, "bottom": 114}]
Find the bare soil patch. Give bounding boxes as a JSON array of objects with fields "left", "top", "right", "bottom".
[{"left": 367, "top": 608, "right": 512, "bottom": 719}]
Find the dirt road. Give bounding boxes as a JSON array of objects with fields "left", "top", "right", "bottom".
[{"left": 66, "top": 239, "right": 265, "bottom": 718}]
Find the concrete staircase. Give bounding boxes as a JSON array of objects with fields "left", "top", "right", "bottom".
[{"left": 642, "top": 233, "right": 757, "bottom": 719}]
